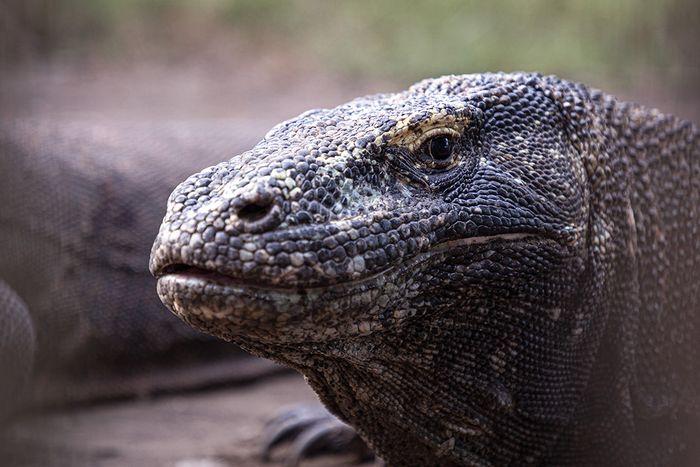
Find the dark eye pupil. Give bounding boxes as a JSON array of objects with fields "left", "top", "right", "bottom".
[{"left": 429, "top": 136, "right": 453, "bottom": 161}]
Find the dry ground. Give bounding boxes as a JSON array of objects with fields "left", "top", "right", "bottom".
[{"left": 1, "top": 373, "right": 370, "bottom": 467}]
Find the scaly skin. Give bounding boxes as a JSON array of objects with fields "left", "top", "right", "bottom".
[
  {"left": 150, "top": 73, "right": 699, "bottom": 465},
  {"left": 0, "top": 119, "right": 275, "bottom": 409}
]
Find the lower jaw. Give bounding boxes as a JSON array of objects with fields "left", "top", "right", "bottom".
[{"left": 155, "top": 270, "right": 394, "bottom": 345}]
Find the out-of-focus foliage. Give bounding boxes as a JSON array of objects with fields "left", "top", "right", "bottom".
[
  {"left": 1, "top": 0, "right": 698, "bottom": 90},
  {"left": 220, "top": 0, "right": 693, "bottom": 86}
]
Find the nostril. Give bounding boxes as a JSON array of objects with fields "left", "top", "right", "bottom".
[
  {"left": 236, "top": 199, "right": 273, "bottom": 223},
  {"left": 232, "top": 188, "right": 283, "bottom": 233}
]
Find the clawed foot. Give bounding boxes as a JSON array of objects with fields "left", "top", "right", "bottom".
[{"left": 261, "top": 403, "right": 375, "bottom": 466}]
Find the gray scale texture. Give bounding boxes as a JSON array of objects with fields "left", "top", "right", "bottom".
[
  {"left": 150, "top": 73, "right": 699, "bottom": 466},
  {"left": 0, "top": 119, "right": 280, "bottom": 410}
]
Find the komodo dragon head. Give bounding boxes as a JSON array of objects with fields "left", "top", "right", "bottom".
[{"left": 150, "top": 73, "right": 617, "bottom": 464}]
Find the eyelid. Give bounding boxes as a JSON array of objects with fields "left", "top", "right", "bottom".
[{"left": 410, "top": 127, "right": 461, "bottom": 153}]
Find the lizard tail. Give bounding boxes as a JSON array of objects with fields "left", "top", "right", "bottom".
[{"left": 0, "top": 279, "right": 36, "bottom": 421}]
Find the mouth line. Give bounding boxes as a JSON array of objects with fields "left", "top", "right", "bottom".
[
  {"left": 155, "top": 232, "right": 545, "bottom": 293},
  {"left": 159, "top": 264, "right": 250, "bottom": 287},
  {"left": 157, "top": 262, "right": 396, "bottom": 294}
]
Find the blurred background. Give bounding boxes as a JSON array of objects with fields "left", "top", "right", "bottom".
[
  {"left": 1, "top": 0, "right": 699, "bottom": 122},
  {"left": 0, "top": 1, "right": 698, "bottom": 466}
]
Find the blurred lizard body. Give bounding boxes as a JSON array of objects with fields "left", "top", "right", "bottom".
[
  {"left": 151, "top": 73, "right": 699, "bottom": 465},
  {"left": 0, "top": 120, "right": 278, "bottom": 414}
]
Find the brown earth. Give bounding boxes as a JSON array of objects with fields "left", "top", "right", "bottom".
[{"left": 0, "top": 373, "right": 370, "bottom": 467}]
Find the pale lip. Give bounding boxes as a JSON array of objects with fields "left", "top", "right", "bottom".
[
  {"left": 156, "top": 264, "right": 270, "bottom": 289},
  {"left": 154, "top": 262, "right": 400, "bottom": 344}
]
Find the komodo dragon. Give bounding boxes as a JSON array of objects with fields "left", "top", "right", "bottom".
[
  {"left": 150, "top": 73, "right": 699, "bottom": 466},
  {"left": 0, "top": 118, "right": 282, "bottom": 418}
]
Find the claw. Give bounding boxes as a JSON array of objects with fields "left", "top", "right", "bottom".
[
  {"left": 284, "top": 417, "right": 358, "bottom": 467},
  {"left": 260, "top": 403, "right": 374, "bottom": 465},
  {"left": 261, "top": 404, "right": 334, "bottom": 460}
]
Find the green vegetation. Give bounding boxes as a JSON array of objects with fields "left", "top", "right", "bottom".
[{"left": 3, "top": 0, "right": 697, "bottom": 88}]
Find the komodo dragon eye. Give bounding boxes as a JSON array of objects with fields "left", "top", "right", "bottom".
[
  {"left": 428, "top": 135, "right": 454, "bottom": 160},
  {"left": 419, "top": 133, "right": 459, "bottom": 169}
]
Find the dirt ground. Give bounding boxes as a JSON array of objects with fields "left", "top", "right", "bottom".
[{"left": 0, "top": 372, "right": 370, "bottom": 467}]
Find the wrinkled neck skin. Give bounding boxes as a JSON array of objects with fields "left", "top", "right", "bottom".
[{"left": 235, "top": 235, "right": 600, "bottom": 466}]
